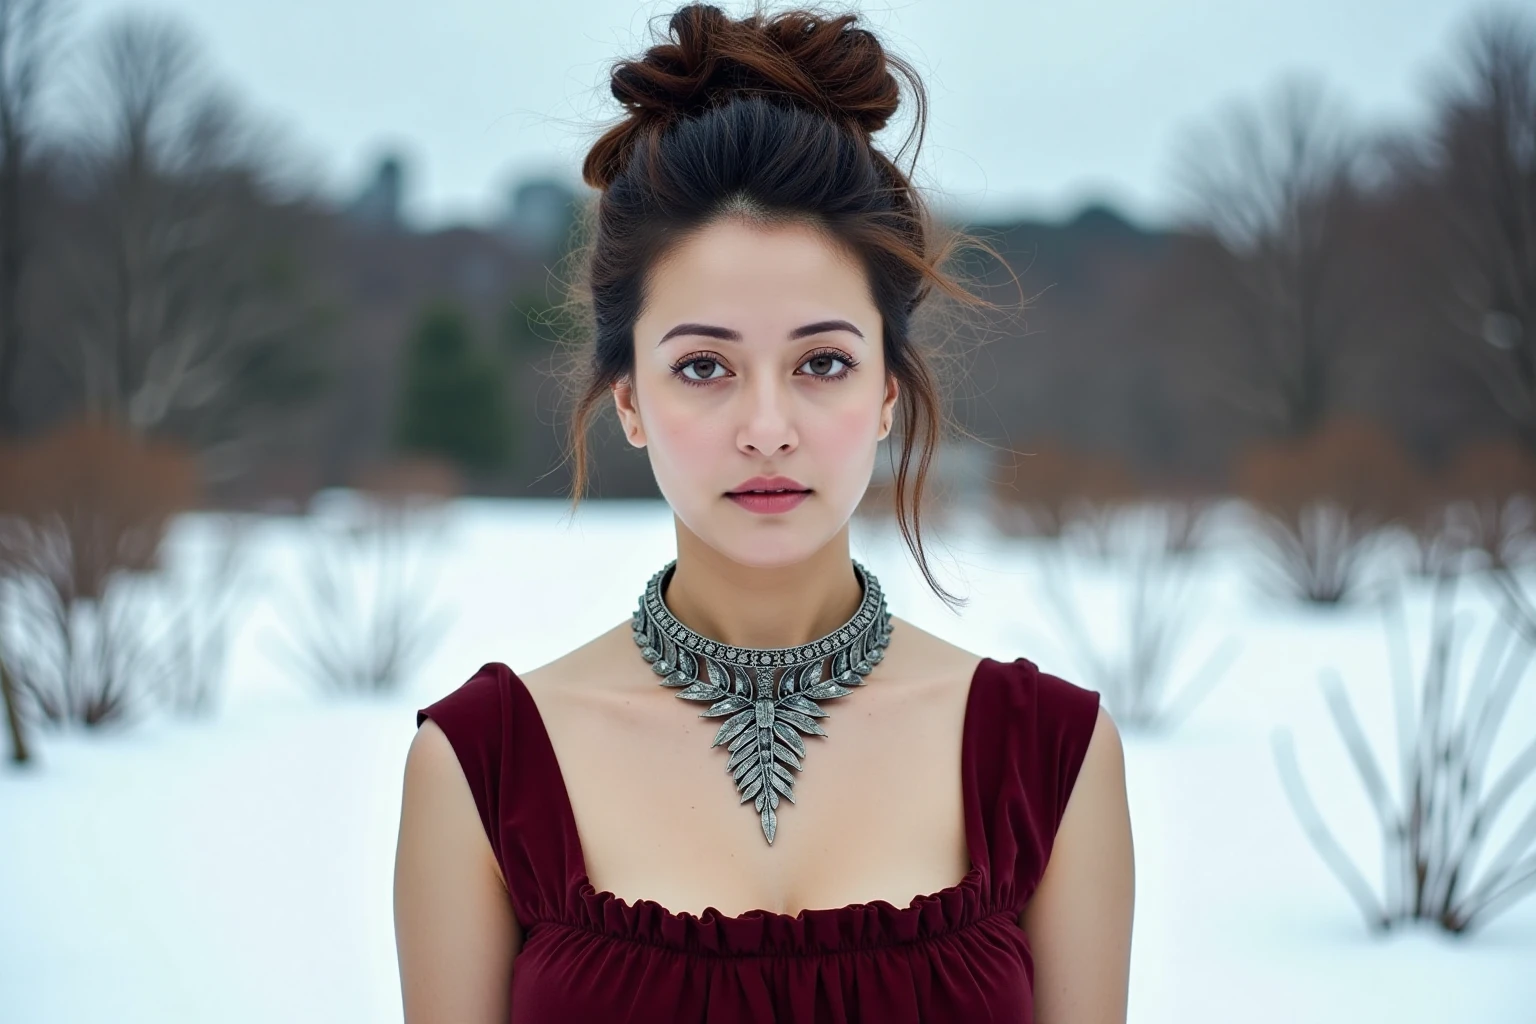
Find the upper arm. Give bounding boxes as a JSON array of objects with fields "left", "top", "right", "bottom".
[
  {"left": 394, "top": 718, "right": 521, "bottom": 1024},
  {"left": 1021, "top": 705, "right": 1135, "bottom": 1024}
]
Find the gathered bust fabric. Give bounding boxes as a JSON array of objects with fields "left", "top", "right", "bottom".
[{"left": 416, "top": 655, "right": 1101, "bottom": 1023}]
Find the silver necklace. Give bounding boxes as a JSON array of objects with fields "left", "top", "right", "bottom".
[{"left": 630, "top": 558, "right": 894, "bottom": 845}]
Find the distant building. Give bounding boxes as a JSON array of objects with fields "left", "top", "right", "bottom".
[
  {"left": 346, "top": 153, "right": 408, "bottom": 231},
  {"left": 499, "top": 175, "right": 579, "bottom": 253}
]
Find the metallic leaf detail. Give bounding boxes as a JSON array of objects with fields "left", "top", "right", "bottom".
[
  {"left": 802, "top": 680, "right": 853, "bottom": 701},
  {"left": 703, "top": 695, "right": 751, "bottom": 717},
  {"left": 676, "top": 679, "right": 723, "bottom": 701},
  {"left": 775, "top": 709, "right": 828, "bottom": 736},
  {"left": 705, "top": 657, "right": 729, "bottom": 694},
  {"left": 781, "top": 694, "right": 829, "bottom": 717},
  {"left": 773, "top": 721, "right": 806, "bottom": 757},
  {"left": 711, "top": 708, "right": 755, "bottom": 747},
  {"left": 799, "top": 659, "right": 825, "bottom": 692},
  {"left": 634, "top": 557, "right": 894, "bottom": 845}
]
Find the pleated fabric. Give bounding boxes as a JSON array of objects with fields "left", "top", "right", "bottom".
[{"left": 416, "top": 654, "right": 1101, "bottom": 1023}]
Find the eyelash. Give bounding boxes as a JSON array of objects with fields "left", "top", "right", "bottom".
[{"left": 669, "top": 348, "right": 860, "bottom": 387}]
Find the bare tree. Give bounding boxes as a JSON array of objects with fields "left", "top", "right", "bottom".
[
  {"left": 1412, "top": 8, "right": 1536, "bottom": 451},
  {"left": 0, "top": 0, "right": 66, "bottom": 433},
  {"left": 41, "top": 11, "right": 333, "bottom": 477},
  {"left": 1170, "top": 75, "right": 1366, "bottom": 439}
]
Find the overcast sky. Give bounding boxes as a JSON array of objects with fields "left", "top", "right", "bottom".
[{"left": 72, "top": 0, "right": 1494, "bottom": 230}]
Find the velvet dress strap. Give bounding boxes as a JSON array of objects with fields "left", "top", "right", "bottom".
[
  {"left": 963, "top": 656, "right": 1103, "bottom": 915},
  {"left": 416, "top": 661, "right": 583, "bottom": 929}
]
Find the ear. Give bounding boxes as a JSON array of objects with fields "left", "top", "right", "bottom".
[
  {"left": 878, "top": 373, "right": 899, "bottom": 441},
  {"left": 612, "top": 376, "right": 647, "bottom": 448}
]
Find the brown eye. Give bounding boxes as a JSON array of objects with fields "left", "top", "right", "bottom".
[
  {"left": 679, "top": 357, "right": 727, "bottom": 382},
  {"left": 799, "top": 351, "right": 854, "bottom": 378}
]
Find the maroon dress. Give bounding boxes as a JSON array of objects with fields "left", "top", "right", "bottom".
[{"left": 416, "top": 655, "right": 1101, "bottom": 1023}]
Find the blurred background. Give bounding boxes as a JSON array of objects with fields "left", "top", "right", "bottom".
[{"left": 1, "top": 0, "right": 1534, "bottom": 1020}]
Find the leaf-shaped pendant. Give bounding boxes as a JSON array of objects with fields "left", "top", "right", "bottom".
[
  {"left": 708, "top": 675, "right": 863, "bottom": 844},
  {"left": 633, "top": 558, "right": 896, "bottom": 845}
]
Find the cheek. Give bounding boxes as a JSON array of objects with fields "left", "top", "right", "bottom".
[
  {"left": 817, "top": 400, "right": 883, "bottom": 466},
  {"left": 641, "top": 392, "right": 720, "bottom": 466}
]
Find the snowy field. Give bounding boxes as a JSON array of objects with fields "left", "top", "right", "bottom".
[{"left": 2, "top": 495, "right": 1534, "bottom": 1023}]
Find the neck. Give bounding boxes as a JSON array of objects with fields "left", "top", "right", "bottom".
[{"left": 662, "top": 523, "right": 864, "bottom": 651}]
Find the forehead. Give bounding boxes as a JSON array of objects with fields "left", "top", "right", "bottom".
[{"left": 641, "top": 218, "right": 874, "bottom": 321}]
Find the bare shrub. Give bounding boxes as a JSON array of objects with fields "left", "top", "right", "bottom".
[
  {"left": 1092, "top": 493, "right": 1228, "bottom": 562},
  {"left": 265, "top": 457, "right": 459, "bottom": 696},
  {"left": 1395, "top": 479, "right": 1476, "bottom": 581},
  {"left": 1029, "top": 514, "right": 1242, "bottom": 731},
  {"left": 0, "top": 418, "right": 199, "bottom": 736},
  {"left": 1442, "top": 440, "right": 1536, "bottom": 573},
  {"left": 1143, "top": 491, "right": 1226, "bottom": 558},
  {"left": 147, "top": 510, "right": 256, "bottom": 716},
  {"left": 1273, "top": 571, "right": 1536, "bottom": 934},
  {"left": 990, "top": 441, "right": 1140, "bottom": 556},
  {"left": 1235, "top": 416, "right": 1422, "bottom": 603}
]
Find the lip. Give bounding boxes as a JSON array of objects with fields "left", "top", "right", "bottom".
[
  {"left": 727, "top": 490, "right": 811, "bottom": 514},
  {"left": 726, "top": 475, "right": 810, "bottom": 495}
]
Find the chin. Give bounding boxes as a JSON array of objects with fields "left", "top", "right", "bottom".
[
  {"left": 740, "top": 527, "right": 863, "bottom": 570},
  {"left": 682, "top": 513, "right": 838, "bottom": 570}
]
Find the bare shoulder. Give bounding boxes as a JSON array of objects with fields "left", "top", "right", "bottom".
[
  {"left": 399, "top": 719, "right": 501, "bottom": 885},
  {"left": 878, "top": 615, "right": 986, "bottom": 687},
  {"left": 517, "top": 619, "right": 648, "bottom": 700},
  {"left": 395, "top": 720, "right": 520, "bottom": 1021},
  {"left": 1021, "top": 701, "right": 1134, "bottom": 1019},
  {"left": 1075, "top": 705, "right": 1128, "bottom": 826}
]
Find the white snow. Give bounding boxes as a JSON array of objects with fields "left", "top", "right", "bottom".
[{"left": 2, "top": 496, "right": 1533, "bottom": 1022}]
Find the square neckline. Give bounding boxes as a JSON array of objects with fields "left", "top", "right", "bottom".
[{"left": 506, "top": 654, "right": 997, "bottom": 925}]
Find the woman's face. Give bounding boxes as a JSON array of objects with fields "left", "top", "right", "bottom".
[{"left": 614, "top": 216, "right": 898, "bottom": 568}]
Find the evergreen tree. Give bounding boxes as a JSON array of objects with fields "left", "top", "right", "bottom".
[{"left": 393, "top": 300, "right": 513, "bottom": 474}]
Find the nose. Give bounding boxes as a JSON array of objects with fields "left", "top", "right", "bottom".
[{"left": 736, "top": 375, "right": 798, "bottom": 456}]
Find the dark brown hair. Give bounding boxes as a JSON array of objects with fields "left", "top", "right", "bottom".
[{"left": 557, "top": 2, "right": 1001, "bottom": 609}]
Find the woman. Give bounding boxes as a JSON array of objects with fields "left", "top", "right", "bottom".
[{"left": 394, "top": 5, "right": 1134, "bottom": 1021}]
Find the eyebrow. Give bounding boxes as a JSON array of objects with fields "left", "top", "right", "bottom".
[{"left": 657, "top": 319, "right": 865, "bottom": 346}]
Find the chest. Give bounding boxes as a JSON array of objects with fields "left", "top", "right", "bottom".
[{"left": 533, "top": 672, "right": 975, "bottom": 918}]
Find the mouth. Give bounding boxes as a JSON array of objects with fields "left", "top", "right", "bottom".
[
  {"left": 725, "top": 488, "right": 813, "bottom": 514},
  {"left": 725, "top": 487, "right": 813, "bottom": 496}
]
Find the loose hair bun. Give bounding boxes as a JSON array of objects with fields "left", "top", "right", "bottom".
[{"left": 583, "top": 3, "right": 914, "bottom": 190}]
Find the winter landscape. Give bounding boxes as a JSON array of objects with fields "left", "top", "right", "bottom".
[
  {"left": 2, "top": 495, "right": 1533, "bottom": 1023},
  {"left": 1, "top": 0, "right": 1532, "bottom": 1020}
]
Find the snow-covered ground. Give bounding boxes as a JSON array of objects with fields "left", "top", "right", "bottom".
[{"left": 2, "top": 496, "right": 1533, "bottom": 1023}]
